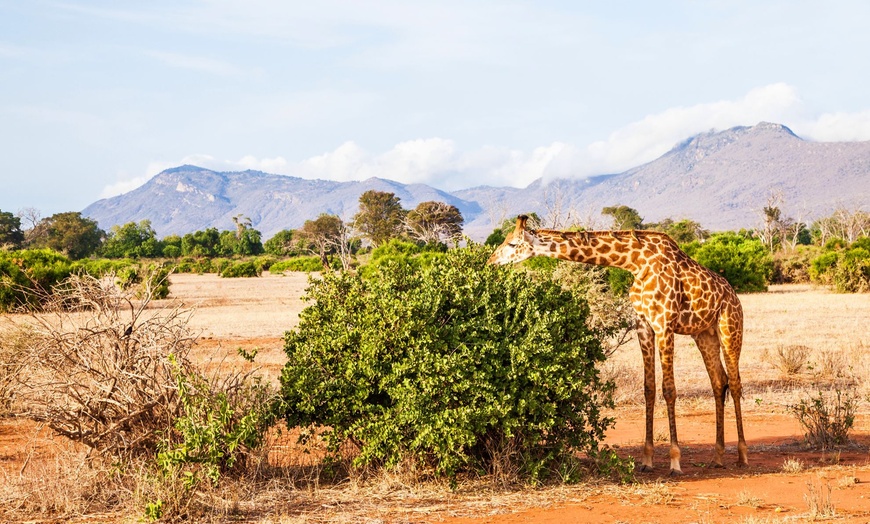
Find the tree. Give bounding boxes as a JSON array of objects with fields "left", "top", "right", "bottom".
[
  {"left": 405, "top": 201, "right": 464, "bottom": 245},
  {"left": 649, "top": 218, "right": 709, "bottom": 245},
  {"left": 30, "top": 212, "right": 104, "bottom": 259},
  {"left": 102, "top": 220, "right": 161, "bottom": 258},
  {"left": 181, "top": 228, "right": 221, "bottom": 257},
  {"left": 0, "top": 210, "right": 24, "bottom": 249},
  {"left": 299, "top": 214, "right": 345, "bottom": 270},
  {"left": 354, "top": 190, "right": 406, "bottom": 247},
  {"left": 264, "top": 230, "right": 301, "bottom": 257},
  {"left": 601, "top": 205, "right": 644, "bottom": 230}
]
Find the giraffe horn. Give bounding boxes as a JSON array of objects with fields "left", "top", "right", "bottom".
[{"left": 516, "top": 214, "right": 529, "bottom": 230}]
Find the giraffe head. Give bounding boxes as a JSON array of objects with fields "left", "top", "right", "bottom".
[{"left": 487, "top": 215, "right": 536, "bottom": 265}]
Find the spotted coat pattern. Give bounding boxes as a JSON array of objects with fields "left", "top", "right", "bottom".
[{"left": 488, "top": 215, "right": 748, "bottom": 474}]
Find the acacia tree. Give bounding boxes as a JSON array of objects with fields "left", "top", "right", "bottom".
[
  {"left": 299, "top": 214, "right": 345, "bottom": 270},
  {"left": 405, "top": 201, "right": 464, "bottom": 245},
  {"left": 354, "top": 190, "right": 406, "bottom": 247},
  {"left": 601, "top": 205, "right": 644, "bottom": 230}
]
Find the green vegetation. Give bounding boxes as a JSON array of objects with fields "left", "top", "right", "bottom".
[
  {"left": 683, "top": 232, "right": 773, "bottom": 293},
  {"left": 809, "top": 237, "right": 870, "bottom": 292},
  {"left": 281, "top": 243, "right": 623, "bottom": 480}
]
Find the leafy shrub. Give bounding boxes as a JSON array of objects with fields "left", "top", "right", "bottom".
[
  {"left": 789, "top": 388, "right": 857, "bottom": 449},
  {"left": 0, "top": 249, "right": 74, "bottom": 311},
  {"left": 268, "top": 256, "right": 324, "bottom": 273},
  {"left": 281, "top": 244, "right": 620, "bottom": 481},
  {"left": 357, "top": 239, "right": 446, "bottom": 278},
  {"left": 683, "top": 232, "right": 773, "bottom": 292},
  {"left": 156, "top": 356, "right": 278, "bottom": 487},
  {"left": 220, "top": 261, "right": 261, "bottom": 278},
  {"left": 809, "top": 240, "right": 870, "bottom": 292},
  {"left": 252, "top": 255, "right": 278, "bottom": 272},
  {"left": 174, "top": 257, "right": 214, "bottom": 274}
]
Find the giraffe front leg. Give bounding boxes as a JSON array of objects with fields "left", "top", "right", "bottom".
[
  {"left": 637, "top": 320, "right": 656, "bottom": 472},
  {"left": 694, "top": 328, "right": 727, "bottom": 468},
  {"left": 658, "top": 330, "right": 682, "bottom": 475}
]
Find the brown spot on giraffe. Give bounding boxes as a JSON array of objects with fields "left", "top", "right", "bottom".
[{"left": 488, "top": 215, "right": 748, "bottom": 475}]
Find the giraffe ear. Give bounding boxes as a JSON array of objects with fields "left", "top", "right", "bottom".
[{"left": 516, "top": 215, "right": 529, "bottom": 231}]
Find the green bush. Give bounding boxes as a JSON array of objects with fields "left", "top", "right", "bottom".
[
  {"left": 683, "top": 233, "right": 773, "bottom": 292},
  {"left": 220, "top": 261, "right": 261, "bottom": 278},
  {"left": 72, "top": 257, "right": 136, "bottom": 277},
  {"left": 809, "top": 240, "right": 870, "bottom": 292},
  {"left": 174, "top": 257, "right": 214, "bottom": 274},
  {"left": 281, "top": 244, "right": 619, "bottom": 480},
  {"left": 268, "top": 256, "right": 324, "bottom": 273},
  {"left": 0, "top": 249, "right": 74, "bottom": 311}
]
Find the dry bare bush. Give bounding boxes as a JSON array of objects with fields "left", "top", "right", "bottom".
[
  {"left": 766, "top": 344, "right": 811, "bottom": 377},
  {"left": 15, "top": 272, "right": 196, "bottom": 461}
]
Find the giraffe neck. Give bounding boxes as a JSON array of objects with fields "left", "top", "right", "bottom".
[{"left": 528, "top": 229, "right": 652, "bottom": 273}]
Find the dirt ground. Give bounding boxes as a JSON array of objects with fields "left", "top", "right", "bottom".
[{"left": 3, "top": 272, "right": 870, "bottom": 523}]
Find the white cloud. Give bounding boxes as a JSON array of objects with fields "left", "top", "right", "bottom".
[
  {"left": 800, "top": 110, "right": 870, "bottom": 142},
  {"left": 104, "top": 83, "right": 870, "bottom": 199},
  {"left": 547, "top": 83, "right": 806, "bottom": 181}
]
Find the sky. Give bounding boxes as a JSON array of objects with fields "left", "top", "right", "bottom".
[{"left": 3, "top": 1, "right": 870, "bottom": 217}]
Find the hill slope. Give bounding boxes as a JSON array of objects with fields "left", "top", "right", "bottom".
[{"left": 83, "top": 122, "right": 870, "bottom": 239}]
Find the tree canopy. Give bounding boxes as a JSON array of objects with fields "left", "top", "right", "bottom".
[
  {"left": 0, "top": 210, "right": 24, "bottom": 249},
  {"left": 405, "top": 201, "right": 464, "bottom": 245},
  {"left": 29, "top": 212, "right": 104, "bottom": 259},
  {"left": 601, "top": 205, "right": 644, "bottom": 230},
  {"left": 354, "top": 190, "right": 406, "bottom": 247}
]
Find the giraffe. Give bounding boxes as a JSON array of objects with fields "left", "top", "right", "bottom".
[{"left": 488, "top": 215, "right": 748, "bottom": 475}]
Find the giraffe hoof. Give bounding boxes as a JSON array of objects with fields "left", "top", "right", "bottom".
[
  {"left": 709, "top": 462, "right": 725, "bottom": 469},
  {"left": 736, "top": 461, "right": 748, "bottom": 469},
  {"left": 637, "top": 464, "right": 654, "bottom": 472},
  {"left": 668, "top": 469, "right": 683, "bottom": 477}
]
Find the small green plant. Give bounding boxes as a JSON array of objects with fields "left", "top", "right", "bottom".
[
  {"left": 156, "top": 354, "right": 279, "bottom": 490},
  {"left": 144, "top": 499, "right": 163, "bottom": 522},
  {"left": 789, "top": 389, "right": 857, "bottom": 449}
]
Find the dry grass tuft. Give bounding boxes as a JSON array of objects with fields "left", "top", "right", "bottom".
[
  {"left": 767, "top": 344, "right": 812, "bottom": 377},
  {"left": 804, "top": 476, "right": 836, "bottom": 519},
  {"left": 781, "top": 457, "right": 804, "bottom": 473}
]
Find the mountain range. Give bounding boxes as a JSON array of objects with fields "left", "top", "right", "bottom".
[{"left": 82, "top": 122, "right": 870, "bottom": 241}]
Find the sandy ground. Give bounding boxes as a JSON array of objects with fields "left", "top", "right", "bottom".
[{"left": 2, "top": 272, "right": 870, "bottom": 522}]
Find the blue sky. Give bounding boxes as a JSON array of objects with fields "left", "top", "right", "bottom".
[{"left": 2, "top": 1, "right": 870, "bottom": 217}]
